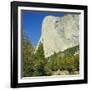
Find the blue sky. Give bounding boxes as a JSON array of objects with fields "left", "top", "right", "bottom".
[{"left": 21, "top": 10, "right": 64, "bottom": 47}]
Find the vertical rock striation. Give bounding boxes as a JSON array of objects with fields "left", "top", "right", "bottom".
[{"left": 35, "top": 14, "right": 80, "bottom": 58}]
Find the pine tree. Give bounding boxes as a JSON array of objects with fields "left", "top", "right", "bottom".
[
  {"left": 22, "top": 33, "right": 34, "bottom": 77},
  {"left": 33, "top": 43, "right": 46, "bottom": 76}
]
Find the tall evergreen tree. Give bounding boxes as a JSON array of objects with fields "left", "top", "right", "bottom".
[
  {"left": 33, "top": 43, "right": 46, "bottom": 76},
  {"left": 22, "top": 32, "right": 34, "bottom": 77}
]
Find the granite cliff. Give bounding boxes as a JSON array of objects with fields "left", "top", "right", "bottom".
[{"left": 35, "top": 14, "right": 80, "bottom": 58}]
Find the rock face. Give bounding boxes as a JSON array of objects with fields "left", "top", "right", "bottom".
[{"left": 35, "top": 14, "right": 80, "bottom": 58}]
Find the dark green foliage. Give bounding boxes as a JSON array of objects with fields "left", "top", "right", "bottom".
[
  {"left": 33, "top": 43, "right": 47, "bottom": 76},
  {"left": 34, "top": 43, "right": 45, "bottom": 60},
  {"left": 22, "top": 33, "right": 80, "bottom": 76},
  {"left": 46, "top": 52, "right": 59, "bottom": 71},
  {"left": 46, "top": 54, "right": 79, "bottom": 74},
  {"left": 64, "top": 45, "right": 79, "bottom": 56},
  {"left": 22, "top": 37, "right": 47, "bottom": 76},
  {"left": 22, "top": 36, "right": 35, "bottom": 77}
]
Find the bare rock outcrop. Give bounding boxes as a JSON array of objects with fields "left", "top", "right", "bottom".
[{"left": 35, "top": 14, "right": 80, "bottom": 58}]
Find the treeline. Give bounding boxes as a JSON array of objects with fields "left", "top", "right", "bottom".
[{"left": 22, "top": 35, "right": 79, "bottom": 77}]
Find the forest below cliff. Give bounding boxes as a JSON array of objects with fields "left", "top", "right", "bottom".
[{"left": 22, "top": 35, "right": 79, "bottom": 77}]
